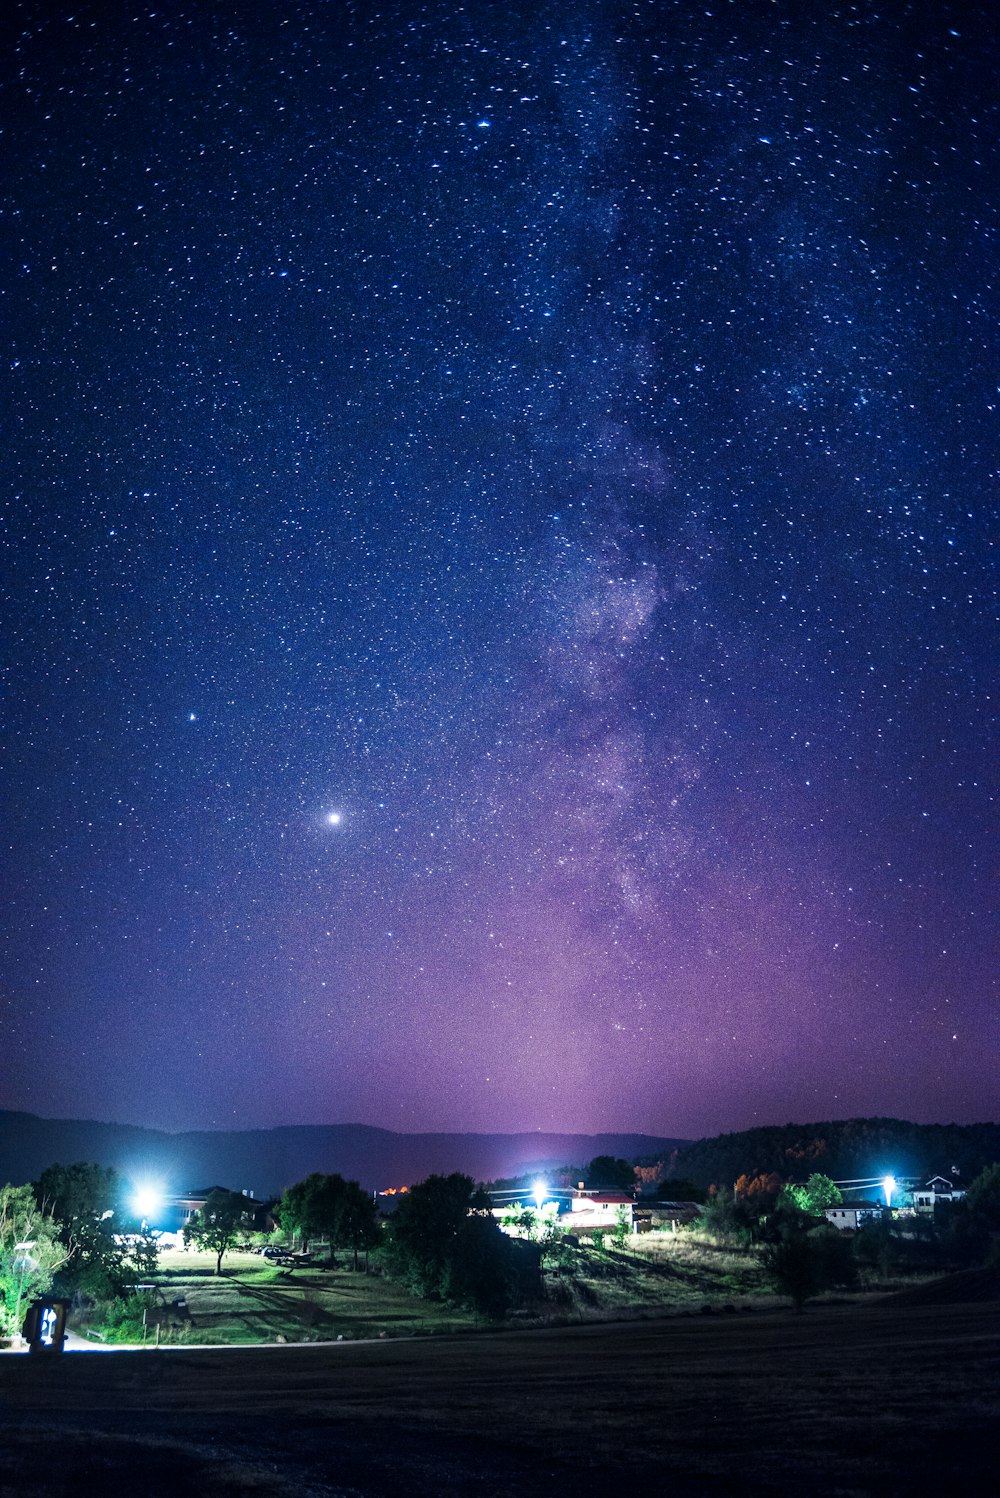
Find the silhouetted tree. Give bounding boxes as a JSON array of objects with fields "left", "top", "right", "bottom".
[
  {"left": 762, "top": 1232, "right": 825, "bottom": 1311},
  {"left": 35, "top": 1162, "right": 157, "bottom": 1297},
  {"left": 1, "top": 1185, "right": 65, "bottom": 1338},
  {"left": 440, "top": 1214, "right": 525, "bottom": 1317},
  {"left": 671, "top": 1119, "right": 1000, "bottom": 1191},
  {"left": 938, "top": 1161, "right": 1000, "bottom": 1266},
  {"left": 964, "top": 1162, "right": 1000, "bottom": 1230},
  {"left": 585, "top": 1156, "right": 636, "bottom": 1191},
  {"left": 387, "top": 1173, "right": 481, "bottom": 1298},
  {"left": 281, "top": 1174, "right": 378, "bottom": 1267},
  {"left": 337, "top": 1179, "right": 379, "bottom": 1269},
  {"left": 782, "top": 1174, "right": 842, "bottom": 1216},
  {"left": 183, "top": 1188, "right": 247, "bottom": 1275},
  {"left": 696, "top": 1188, "right": 755, "bottom": 1247},
  {"left": 386, "top": 1172, "right": 525, "bottom": 1315},
  {"left": 652, "top": 1178, "right": 706, "bottom": 1203}
]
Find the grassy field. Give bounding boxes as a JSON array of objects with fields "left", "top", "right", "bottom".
[
  {"left": 77, "top": 1247, "right": 481, "bottom": 1345},
  {"left": 75, "top": 1232, "right": 908, "bottom": 1348},
  {"left": 538, "top": 1230, "right": 777, "bottom": 1320},
  {"left": 2, "top": 1289, "right": 997, "bottom": 1496}
]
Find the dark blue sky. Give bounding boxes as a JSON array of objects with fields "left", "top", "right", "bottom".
[{"left": 3, "top": 0, "right": 994, "bottom": 1135}]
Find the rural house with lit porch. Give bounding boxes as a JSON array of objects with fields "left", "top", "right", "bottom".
[
  {"left": 565, "top": 1184, "right": 635, "bottom": 1231},
  {"left": 493, "top": 1182, "right": 637, "bottom": 1238}
]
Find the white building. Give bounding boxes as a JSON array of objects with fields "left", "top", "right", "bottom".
[
  {"left": 824, "top": 1201, "right": 885, "bottom": 1231},
  {"left": 912, "top": 1175, "right": 966, "bottom": 1212},
  {"left": 565, "top": 1185, "right": 635, "bottom": 1232}
]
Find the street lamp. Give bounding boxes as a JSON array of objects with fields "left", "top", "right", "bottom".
[
  {"left": 131, "top": 1185, "right": 164, "bottom": 1230},
  {"left": 882, "top": 1175, "right": 897, "bottom": 1209},
  {"left": 531, "top": 1180, "right": 547, "bottom": 1212},
  {"left": 13, "top": 1241, "right": 36, "bottom": 1340}
]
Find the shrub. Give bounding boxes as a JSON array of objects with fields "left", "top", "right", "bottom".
[
  {"left": 99, "top": 1289, "right": 157, "bottom": 1342},
  {"left": 761, "top": 1234, "right": 825, "bottom": 1311}
]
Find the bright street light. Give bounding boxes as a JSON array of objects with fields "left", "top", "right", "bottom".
[
  {"left": 531, "top": 1179, "right": 547, "bottom": 1212},
  {"left": 882, "top": 1175, "right": 897, "bottom": 1207},
  {"left": 131, "top": 1185, "right": 164, "bottom": 1223}
]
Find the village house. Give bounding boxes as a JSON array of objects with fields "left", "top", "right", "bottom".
[
  {"left": 824, "top": 1201, "right": 886, "bottom": 1231},
  {"left": 158, "top": 1187, "right": 272, "bottom": 1239},
  {"left": 565, "top": 1183, "right": 635, "bottom": 1233},
  {"left": 912, "top": 1174, "right": 966, "bottom": 1212},
  {"left": 491, "top": 1182, "right": 637, "bottom": 1238}
]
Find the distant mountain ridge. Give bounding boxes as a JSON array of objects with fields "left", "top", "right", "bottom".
[
  {"left": 0, "top": 1110, "right": 687, "bottom": 1196},
  {"left": 6, "top": 1110, "right": 993, "bottom": 1200}
]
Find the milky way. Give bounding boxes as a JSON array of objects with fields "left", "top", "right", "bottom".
[{"left": 3, "top": 1, "right": 994, "bottom": 1134}]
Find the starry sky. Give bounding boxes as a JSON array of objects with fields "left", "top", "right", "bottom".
[{"left": 2, "top": 0, "right": 995, "bottom": 1137}]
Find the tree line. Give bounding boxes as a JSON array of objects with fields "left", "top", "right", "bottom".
[
  {"left": 1, "top": 1163, "right": 159, "bottom": 1340},
  {"left": 5, "top": 1147, "right": 997, "bottom": 1338},
  {"left": 274, "top": 1170, "right": 539, "bottom": 1315},
  {"left": 0, "top": 1162, "right": 541, "bottom": 1339},
  {"left": 663, "top": 1117, "right": 1000, "bottom": 1191},
  {"left": 695, "top": 1162, "right": 1000, "bottom": 1310}
]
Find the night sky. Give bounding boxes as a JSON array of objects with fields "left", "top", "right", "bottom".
[{"left": 3, "top": 1, "right": 995, "bottom": 1138}]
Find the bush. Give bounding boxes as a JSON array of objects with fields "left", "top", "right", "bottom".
[
  {"left": 1, "top": 1185, "right": 65, "bottom": 1338},
  {"left": 761, "top": 1234, "right": 825, "bottom": 1311},
  {"left": 810, "top": 1227, "right": 858, "bottom": 1290},
  {"left": 440, "top": 1217, "right": 523, "bottom": 1317},
  {"left": 761, "top": 1225, "right": 855, "bottom": 1309},
  {"left": 695, "top": 1191, "right": 755, "bottom": 1248},
  {"left": 98, "top": 1289, "right": 157, "bottom": 1342},
  {"left": 385, "top": 1173, "right": 535, "bottom": 1316},
  {"left": 853, "top": 1219, "right": 896, "bottom": 1280}
]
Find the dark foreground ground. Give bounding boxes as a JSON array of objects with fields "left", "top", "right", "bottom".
[{"left": 1, "top": 1294, "right": 997, "bottom": 1497}]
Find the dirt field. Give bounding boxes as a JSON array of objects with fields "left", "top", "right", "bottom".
[{"left": 1, "top": 1294, "right": 997, "bottom": 1496}]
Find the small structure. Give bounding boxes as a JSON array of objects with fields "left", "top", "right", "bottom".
[
  {"left": 824, "top": 1201, "right": 885, "bottom": 1231},
  {"left": 634, "top": 1201, "right": 702, "bottom": 1233},
  {"left": 22, "top": 1298, "right": 71, "bottom": 1355}
]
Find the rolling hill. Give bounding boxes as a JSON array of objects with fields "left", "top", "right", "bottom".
[{"left": 0, "top": 1109, "right": 687, "bottom": 1196}]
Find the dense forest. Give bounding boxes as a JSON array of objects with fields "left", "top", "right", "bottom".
[{"left": 659, "top": 1118, "right": 1000, "bottom": 1190}]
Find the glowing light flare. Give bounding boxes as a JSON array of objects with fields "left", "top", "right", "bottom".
[
  {"left": 882, "top": 1174, "right": 897, "bottom": 1207},
  {"left": 132, "top": 1185, "right": 164, "bottom": 1222}
]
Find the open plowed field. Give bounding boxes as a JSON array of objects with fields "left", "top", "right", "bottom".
[{"left": 1, "top": 1296, "right": 997, "bottom": 1496}]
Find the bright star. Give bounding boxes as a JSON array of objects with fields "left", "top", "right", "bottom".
[{"left": 326, "top": 811, "right": 342, "bottom": 826}]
